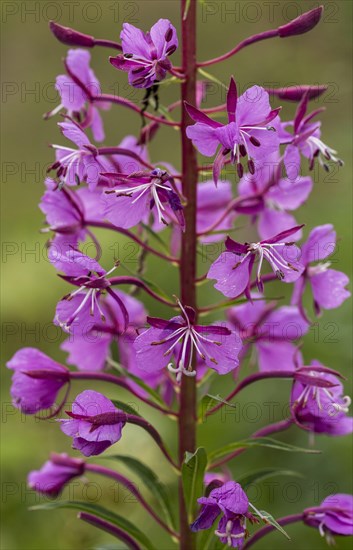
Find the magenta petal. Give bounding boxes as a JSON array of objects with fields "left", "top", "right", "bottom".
[
  {"left": 208, "top": 252, "right": 251, "bottom": 298},
  {"left": 237, "top": 86, "right": 272, "bottom": 126},
  {"left": 185, "top": 103, "right": 222, "bottom": 128},
  {"left": 258, "top": 210, "right": 301, "bottom": 242},
  {"left": 120, "top": 23, "right": 151, "bottom": 58},
  {"left": 134, "top": 327, "right": 180, "bottom": 372},
  {"left": 257, "top": 341, "right": 298, "bottom": 372},
  {"left": 186, "top": 123, "right": 220, "bottom": 156},
  {"left": 226, "top": 77, "right": 237, "bottom": 123},
  {"left": 301, "top": 224, "right": 336, "bottom": 264},
  {"left": 150, "top": 19, "right": 178, "bottom": 58},
  {"left": 268, "top": 176, "right": 313, "bottom": 210},
  {"left": 310, "top": 269, "right": 350, "bottom": 309},
  {"left": 197, "top": 329, "right": 241, "bottom": 375},
  {"left": 61, "top": 332, "right": 111, "bottom": 372},
  {"left": 102, "top": 190, "right": 149, "bottom": 229},
  {"left": 284, "top": 145, "right": 301, "bottom": 181},
  {"left": 59, "top": 121, "right": 91, "bottom": 149}
]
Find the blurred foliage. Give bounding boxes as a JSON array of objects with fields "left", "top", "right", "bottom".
[{"left": 1, "top": 1, "right": 352, "bottom": 549}]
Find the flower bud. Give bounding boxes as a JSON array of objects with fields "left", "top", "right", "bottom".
[
  {"left": 49, "top": 21, "right": 95, "bottom": 47},
  {"left": 278, "top": 6, "right": 323, "bottom": 38}
]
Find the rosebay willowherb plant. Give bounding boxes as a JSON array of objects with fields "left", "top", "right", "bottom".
[{"left": 7, "top": 2, "right": 353, "bottom": 549}]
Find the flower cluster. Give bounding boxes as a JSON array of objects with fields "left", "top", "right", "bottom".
[{"left": 5, "top": 6, "right": 352, "bottom": 550}]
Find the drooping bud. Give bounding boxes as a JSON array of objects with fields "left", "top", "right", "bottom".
[
  {"left": 278, "top": 6, "right": 323, "bottom": 38},
  {"left": 266, "top": 84, "right": 327, "bottom": 102},
  {"left": 49, "top": 21, "right": 95, "bottom": 47}
]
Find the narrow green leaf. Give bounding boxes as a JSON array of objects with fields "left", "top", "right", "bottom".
[
  {"left": 197, "top": 68, "right": 228, "bottom": 91},
  {"left": 250, "top": 505, "right": 290, "bottom": 540},
  {"left": 208, "top": 437, "right": 320, "bottom": 464},
  {"left": 30, "top": 501, "right": 156, "bottom": 550},
  {"left": 140, "top": 223, "right": 171, "bottom": 255},
  {"left": 198, "top": 393, "right": 235, "bottom": 421},
  {"left": 106, "top": 455, "right": 176, "bottom": 530},
  {"left": 237, "top": 468, "right": 302, "bottom": 489},
  {"left": 182, "top": 447, "right": 208, "bottom": 523},
  {"left": 183, "top": 0, "right": 191, "bottom": 20},
  {"left": 111, "top": 400, "right": 142, "bottom": 417}
]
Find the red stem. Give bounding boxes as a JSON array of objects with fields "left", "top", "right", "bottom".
[
  {"left": 197, "top": 29, "right": 278, "bottom": 67},
  {"left": 243, "top": 513, "right": 304, "bottom": 549},
  {"left": 92, "top": 93, "right": 181, "bottom": 127},
  {"left": 109, "top": 276, "right": 176, "bottom": 308},
  {"left": 179, "top": 2, "right": 198, "bottom": 548},
  {"left": 78, "top": 511, "right": 140, "bottom": 549},
  {"left": 69, "top": 371, "right": 177, "bottom": 417}
]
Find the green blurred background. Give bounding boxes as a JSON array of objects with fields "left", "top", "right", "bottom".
[{"left": 1, "top": 1, "right": 352, "bottom": 548}]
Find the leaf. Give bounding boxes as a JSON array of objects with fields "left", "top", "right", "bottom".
[
  {"left": 182, "top": 447, "right": 208, "bottom": 523},
  {"left": 183, "top": 0, "right": 191, "bottom": 20},
  {"left": 197, "top": 68, "right": 228, "bottom": 91},
  {"left": 106, "top": 455, "right": 176, "bottom": 530},
  {"left": 198, "top": 393, "right": 235, "bottom": 421},
  {"left": 111, "top": 399, "right": 142, "bottom": 417},
  {"left": 208, "top": 437, "right": 320, "bottom": 464},
  {"left": 30, "top": 501, "right": 156, "bottom": 550},
  {"left": 250, "top": 505, "right": 290, "bottom": 540},
  {"left": 237, "top": 468, "right": 302, "bottom": 489}
]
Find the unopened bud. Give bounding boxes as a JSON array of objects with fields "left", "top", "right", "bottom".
[
  {"left": 49, "top": 21, "right": 95, "bottom": 48},
  {"left": 278, "top": 6, "right": 323, "bottom": 38}
]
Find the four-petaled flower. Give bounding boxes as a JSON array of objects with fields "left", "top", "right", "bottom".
[
  {"left": 186, "top": 78, "right": 281, "bottom": 184},
  {"left": 60, "top": 390, "right": 126, "bottom": 456},
  {"left": 49, "top": 121, "right": 112, "bottom": 189},
  {"left": 281, "top": 91, "right": 343, "bottom": 179},
  {"left": 28, "top": 453, "right": 85, "bottom": 496},
  {"left": 291, "top": 224, "right": 350, "bottom": 319},
  {"left": 208, "top": 225, "right": 304, "bottom": 299},
  {"left": 48, "top": 49, "right": 110, "bottom": 142},
  {"left": 53, "top": 250, "right": 128, "bottom": 333},
  {"left": 290, "top": 361, "right": 353, "bottom": 435},
  {"left": 110, "top": 19, "right": 178, "bottom": 88},
  {"left": 191, "top": 481, "right": 256, "bottom": 548},
  {"left": 304, "top": 494, "right": 353, "bottom": 544},
  {"left": 102, "top": 168, "right": 185, "bottom": 229},
  {"left": 134, "top": 299, "right": 242, "bottom": 381},
  {"left": 227, "top": 295, "right": 309, "bottom": 372}
]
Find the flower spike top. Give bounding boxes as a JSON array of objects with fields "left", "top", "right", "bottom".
[
  {"left": 52, "top": 249, "right": 129, "bottom": 333},
  {"left": 134, "top": 298, "right": 242, "bottom": 381},
  {"left": 102, "top": 168, "right": 185, "bottom": 230},
  {"left": 110, "top": 19, "right": 178, "bottom": 88},
  {"left": 186, "top": 77, "right": 281, "bottom": 184},
  {"left": 281, "top": 91, "right": 343, "bottom": 179},
  {"left": 208, "top": 225, "right": 305, "bottom": 299}
]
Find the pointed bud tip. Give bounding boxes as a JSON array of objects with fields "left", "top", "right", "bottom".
[
  {"left": 49, "top": 20, "right": 95, "bottom": 47},
  {"left": 278, "top": 6, "right": 323, "bottom": 38}
]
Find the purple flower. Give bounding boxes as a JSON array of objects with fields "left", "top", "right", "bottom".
[
  {"left": 186, "top": 78, "right": 280, "bottom": 184},
  {"left": 61, "top": 289, "right": 145, "bottom": 372},
  {"left": 112, "top": 135, "right": 150, "bottom": 174},
  {"left": 6, "top": 348, "right": 70, "bottom": 414},
  {"left": 227, "top": 296, "right": 309, "bottom": 372},
  {"left": 290, "top": 361, "right": 353, "bottom": 435},
  {"left": 49, "top": 121, "right": 112, "bottom": 189},
  {"left": 28, "top": 453, "right": 85, "bottom": 496},
  {"left": 304, "top": 494, "right": 353, "bottom": 543},
  {"left": 208, "top": 225, "right": 304, "bottom": 299},
  {"left": 291, "top": 224, "right": 350, "bottom": 317},
  {"left": 102, "top": 168, "right": 185, "bottom": 230},
  {"left": 48, "top": 49, "right": 110, "bottom": 142},
  {"left": 60, "top": 390, "right": 126, "bottom": 456},
  {"left": 52, "top": 250, "right": 128, "bottom": 333},
  {"left": 281, "top": 92, "right": 343, "bottom": 179},
  {"left": 110, "top": 19, "right": 178, "bottom": 88},
  {"left": 191, "top": 481, "right": 253, "bottom": 548},
  {"left": 134, "top": 299, "right": 242, "bottom": 381},
  {"left": 237, "top": 155, "right": 312, "bottom": 241}
]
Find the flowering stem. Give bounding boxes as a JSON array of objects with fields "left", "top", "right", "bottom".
[
  {"left": 92, "top": 93, "right": 181, "bottom": 127},
  {"left": 109, "top": 276, "right": 177, "bottom": 308},
  {"left": 85, "top": 464, "right": 179, "bottom": 538},
  {"left": 69, "top": 371, "right": 177, "bottom": 417},
  {"left": 179, "top": 2, "right": 198, "bottom": 548},
  {"left": 86, "top": 220, "right": 179, "bottom": 264},
  {"left": 243, "top": 513, "right": 304, "bottom": 548},
  {"left": 208, "top": 419, "right": 293, "bottom": 470},
  {"left": 206, "top": 371, "right": 294, "bottom": 417},
  {"left": 197, "top": 29, "right": 278, "bottom": 67},
  {"left": 96, "top": 147, "right": 154, "bottom": 170},
  {"left": 77, "top": 511, "right": 141, "bottom": 549}
]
